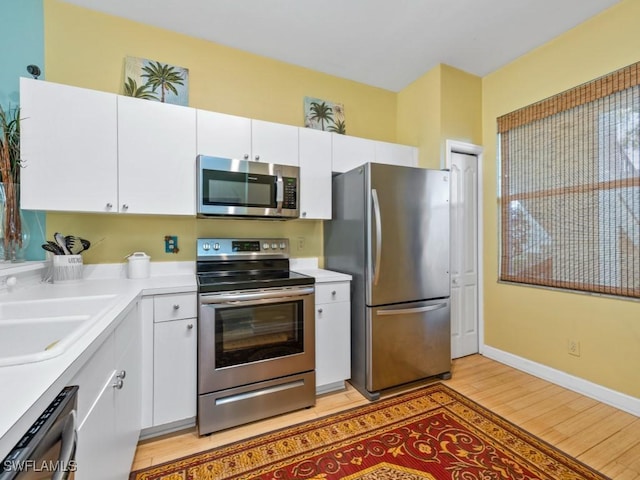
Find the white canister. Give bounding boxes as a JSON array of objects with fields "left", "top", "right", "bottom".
[{"left": 127, "top": 252, "right": 150, "bottom": 279}]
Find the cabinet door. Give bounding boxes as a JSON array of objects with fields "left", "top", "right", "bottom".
[
  {"left": 153, "top": 318, "right": 197, "bottom": 426},
  {"left": 331, "top": 133, "right": 375, "bottom": 173},
  {"left": 251, "top": 119, "right": 299, "bottom": 166},
  {"left": 112, "top": 307, "right": 142, "bottom": 478},
  {"left": 117, "top": 95, "right": 196, "bottom": 215},
  {"left": 75, "top": 371, "right": 117, "bottom": 480},
  {"left": 316, "top": 301, "right": 351, "bottom": 390},
  {"left": 196, "top": 109, "right": 251, "bottom": 160},
  {"left": 374, "top": 140, "right": 418, "bottom": 167},
  {"left": 298, "top": 128, "right": 331, "bottom": 220},
  {"left": 19, "top": 78, "right": 118, "bottom": 212}
]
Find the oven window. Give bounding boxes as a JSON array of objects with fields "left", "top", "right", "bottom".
[{"left": 215, "top": 301, "right": 304, "bottom": 368}]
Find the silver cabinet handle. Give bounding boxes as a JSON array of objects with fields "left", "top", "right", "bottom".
[
  {"left": 187, "top": 323, "right": 194, "bottom": 329},
  {"left": 122, "top": 204, "right": 129, "bottom": 210},
  {"left": 302, "top": 211, "right": 307, "bottom": 217},
  {"left": 113, "top": 379, "right": 124, "bottom": 390},
  {"left": 173, "top": 304, "right": 180, "bottom": 310},
  {"left": 371, "top": 188, "right": 382, "bottom": 286},
  {"left": 201, "top": 286, "right": 315, "bottom": 304},
  {"left": 331, "top": 290, "right": 337, "bottom": 296},
  {"left": 106, "top": 203, "right": 113, "bottom": 209},
  {"left": 317, "top": 308, "right": 323, "bottom": 314},
  {"left": 243, "top": 154, "right": 249, "bottom": 160},
  {"left": 377, "top": 302, "right": 447, "bottom": 316},
  {"left": 116, "top": 370, "right": 126, "bottom": 379},
  {"left": 254, "top": 154, "right": 260, "bottom": 161}
]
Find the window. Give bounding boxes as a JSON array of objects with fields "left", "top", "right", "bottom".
[{"left": 498, "top": 62, "right": 640, "bottom": 298}]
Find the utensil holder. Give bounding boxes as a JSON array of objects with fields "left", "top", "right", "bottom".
[{"left": 53, "top": 255, "right": 83, "bottom": 283}]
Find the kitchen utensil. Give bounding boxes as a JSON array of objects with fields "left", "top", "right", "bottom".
[
  {"left": 80, "top": 238, "right": 91, "bottom": 251},
  {"left": 46, "top": 240, "right": 65, "bottom": 255},
  {"left": 42, "top": 243, "right": 61, "bottom": 255},
  {"left": 65, "top": 235, "right": 86, "bottom": 255},
  {"left": 54, "top": 232, "right": 71, "bottom": 255}
]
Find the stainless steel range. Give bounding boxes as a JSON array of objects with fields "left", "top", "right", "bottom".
[{"left": 196, "top": 238, "right": 316, "bottom": 435}]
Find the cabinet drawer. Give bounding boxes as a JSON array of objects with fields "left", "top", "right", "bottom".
[
  {"left": 315, "top": 282, "right": 350, "bottom": 304},
  {"left": 154, "top": 293, "right": 197, "bottom": 322}
]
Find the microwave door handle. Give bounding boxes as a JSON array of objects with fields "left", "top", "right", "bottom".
[{"left": 276, "top": 170, "right": 284, "bottom": 213}]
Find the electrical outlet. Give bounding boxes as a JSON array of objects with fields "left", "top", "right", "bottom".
[
  {"left": 297, "top": 236, "right": 305, "bottom": 251},
  {"left": 164, "top": 235, "right": 179, "bottom": 254},
  {"left": 567, "top": 339, "right": 581, "bottom": 357}
]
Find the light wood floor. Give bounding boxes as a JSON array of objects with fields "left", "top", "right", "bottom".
[{"left": 131, "top": 354, "right": 640, "bottom": 478}]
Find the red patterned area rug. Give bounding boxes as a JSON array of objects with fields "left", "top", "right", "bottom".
[{"left": 129, "top": 383, "right": 609, "bottom": 480}]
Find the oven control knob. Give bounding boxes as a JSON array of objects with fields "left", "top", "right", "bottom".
[
  {"left": 279, "top": 242, "right": 286, "bottom": 249},
  {"left": 263, "top": 243, "right": 270, "bottom": 250},
  {"left": 213, "top": 243, "right": 220, "bottom": 250},
  {"left": 202, "top": 243, "right": 210, "bottom": 251},
  {"left": 271, "top": 243, "right": 277, "bottom": 249}
]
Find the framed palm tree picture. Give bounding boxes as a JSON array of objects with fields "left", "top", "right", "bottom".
[
  {"left": 123, "top": 56, "right": 189, "bottom": 106},
  {"left": 304, "top": 96, "right": 346, "bottom": 134}
]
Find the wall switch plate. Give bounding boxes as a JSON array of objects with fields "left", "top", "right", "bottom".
[{"left": 164, "top": 235, "right": 179, "bottom": 254}]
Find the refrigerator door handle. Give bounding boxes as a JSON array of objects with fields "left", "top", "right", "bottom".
[
  {"left": 377, "top": 302, "right": 447, "bottom": 316},
  {"left": 371, "top": 188, "right": 382, "bottom": 286}
]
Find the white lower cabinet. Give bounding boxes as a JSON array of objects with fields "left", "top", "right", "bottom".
[
  {"left": 141, "top": 292, "right": 198, "bottom": 437},
  {"left": 153, "top": 317, "right": 197, "bottom": 425},
  {"left": 315, "top": 281, "right": 351, "bottom": 394},
  {"left": 72, "top": 303, "right": 141, "bottom": 480}
]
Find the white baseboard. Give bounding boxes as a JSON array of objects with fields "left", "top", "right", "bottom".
[{"left": 481, "top": 346, "right": 640, "bottom": 417}]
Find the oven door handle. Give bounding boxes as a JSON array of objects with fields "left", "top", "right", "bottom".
[{"left": 200, "top": 286, "right": 315, "bottom": 304}]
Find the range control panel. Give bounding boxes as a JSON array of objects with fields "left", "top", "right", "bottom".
[{"left": 197, "top": 238, "right": 290, "bottom": 259}]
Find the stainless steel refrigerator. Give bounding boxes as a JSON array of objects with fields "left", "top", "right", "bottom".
[{"left": 324, "top": 162, "right": 451, "bottom": 400}]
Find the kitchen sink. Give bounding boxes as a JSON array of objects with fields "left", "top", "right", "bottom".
[{"left": 0, "top": 294, "right": 118, "bottom": 367}]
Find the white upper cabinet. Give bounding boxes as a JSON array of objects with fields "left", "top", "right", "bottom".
[
  {"left": 374, "top": 140, "right": 418, "bottom": 167},
  {"left": 197, "top": 112, "right": 299, "bottom": 166},
  {"left": 117, "top": 96, "right": 197, "bottom": 215},
  {"left": 196, "top": 109, "right": 251, "bottom": 160},
  {"left": 298, "top": 128, "right": 332, "bottom": 219},
  {"left": 20, "top": 77, "right": 119, "bottom": 213},
  {"left": 251, "top": 119, "right": 299, "bottom": 166},
  {"left": 331, "top": 133, "right": 375, "bottom": 173}
]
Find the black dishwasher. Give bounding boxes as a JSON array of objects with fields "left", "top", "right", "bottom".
[{"left": 1, "top": 386, "right": 78, "bottom": 480}]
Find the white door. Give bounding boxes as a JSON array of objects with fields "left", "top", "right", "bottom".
[
  {"left": 196, "top": 109, "right": 252, "bottom": 160},
  {"left": 449, "top": 151, "right": 479, "bottom": 358},
  {"left": 298, "top": 127, "right": 332, "bottom": 219},
  {"left": 251, "top": 119, "right": 299, "bottom": 166},
  {"left": 117, "top": 95, "right": 196, "bottom": 215}
]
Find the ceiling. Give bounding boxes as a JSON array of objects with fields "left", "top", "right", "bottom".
[{"left": 60, "top": 0, "right": 620, "bottom": 92}]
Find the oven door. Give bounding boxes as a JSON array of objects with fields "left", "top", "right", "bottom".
[{"left": 198, "top": 286, "right": 315, "bottom": 393}]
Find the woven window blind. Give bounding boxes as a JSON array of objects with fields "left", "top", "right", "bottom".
[{"left": 498, "top": 62, "right": 640, "bottom": 298}]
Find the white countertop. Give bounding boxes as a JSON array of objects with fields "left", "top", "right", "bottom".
[
  {"left": 292, "top": 267, "right": 352, "bottom": 283},
  {"left": 290, "top": 257, "right": 352, "bottom": 283},
  {"left": 0, "top": 264, "right": 196, "bottom": 459},
  {"left": 0, "top": 259, "right": 348, "bottom": 459}
]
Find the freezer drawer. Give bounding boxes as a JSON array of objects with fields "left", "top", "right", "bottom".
[{"left": 366, "top": 298, "right": 450, "bottom": 392}]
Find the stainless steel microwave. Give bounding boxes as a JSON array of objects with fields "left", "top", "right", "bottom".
[{"left": 196, "top": 155, "right": 299, "bottom": 219}]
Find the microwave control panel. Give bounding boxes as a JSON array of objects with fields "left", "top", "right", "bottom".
[{"left": 283, "top": 177, "right": 297, "bottom": 208}]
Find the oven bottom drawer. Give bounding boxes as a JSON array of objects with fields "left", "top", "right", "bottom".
[{"left": 198, "top": 371, "right": 316, "bottom": 435}]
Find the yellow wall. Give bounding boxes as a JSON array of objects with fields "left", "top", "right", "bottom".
[
  {"left": 397, "top": 65, "right": 441, "bottom": 168},
  {"left": 482, "top": 0, "right": 640, "bottom": 397},
  {"left": 396, "top": 64, "right": 482, "bottom": 168},
  {"left": 42, "top": 0, "right": 397, "bottom": 263}
]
